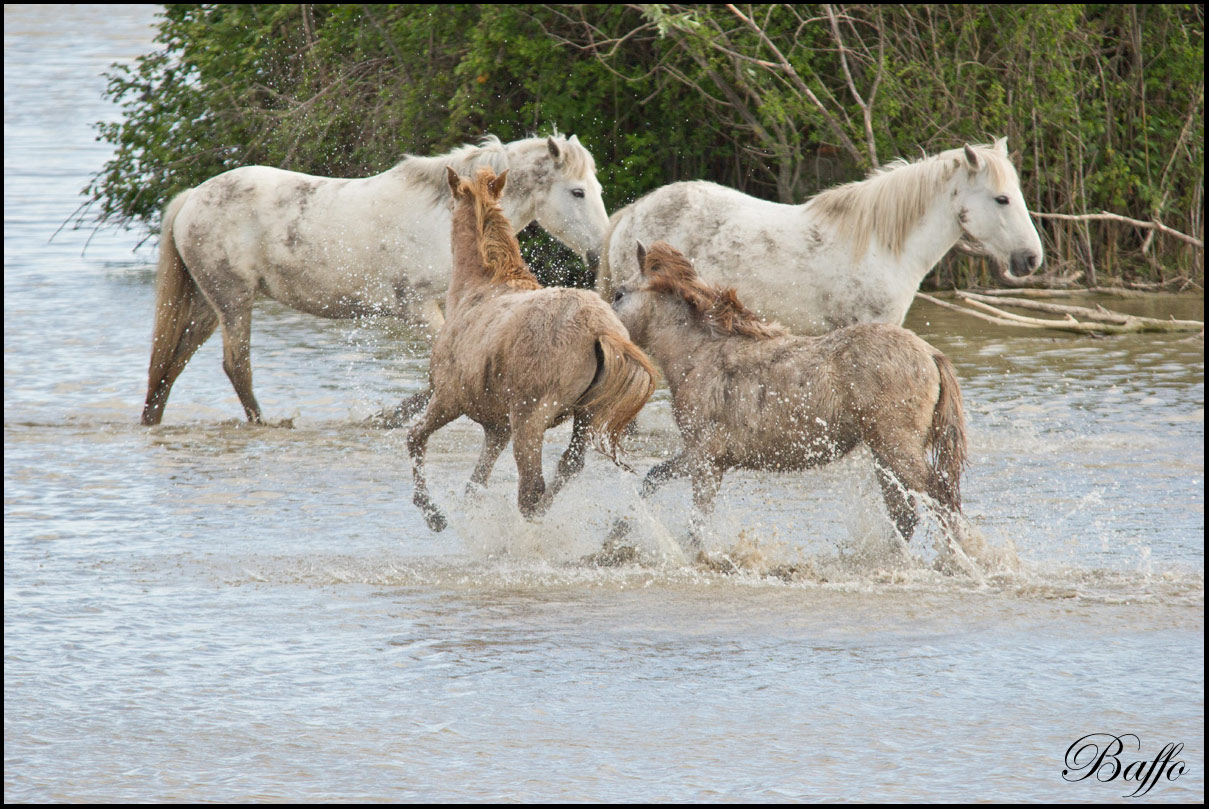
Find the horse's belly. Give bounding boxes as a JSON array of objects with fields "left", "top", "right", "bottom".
[
  {"left": 258, "top": 262, "right": 427, "bottom": 319},
  {"left": 724, "top": 442, "right": 846, "bottom": 472},
  {"left": 704, "top": 416, "right": 855, "bottom": 472}
]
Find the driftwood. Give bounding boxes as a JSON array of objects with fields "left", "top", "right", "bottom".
[
  {"left": 915, "top": 291, "right": 1204, "bottom": 335},
  {"left": 967, "top": 286, "right": 1202, "bottom": 299},
  {"left": 1032, "top": 211, "right": 1204, "bottom": 250}
]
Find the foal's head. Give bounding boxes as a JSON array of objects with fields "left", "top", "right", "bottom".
[
  {"left": 611, "top": 240, "right": 785, "bottom": 344},
  {"left": 446, "top": 166, "right": 540, "bottom": 290}
]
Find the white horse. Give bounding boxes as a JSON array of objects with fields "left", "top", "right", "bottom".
[
  {"left": 142, "top": 134, "right": 609, "bottom": 426},
  {"left": 599, "top": 138, "right": 1044, "bottom": 334}
]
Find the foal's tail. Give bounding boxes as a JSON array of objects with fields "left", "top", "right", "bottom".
[
  {"left": 580, "top": 331, "right": 656, "bottom": 459},
  {"left": 927, "top": 352, "right": 968, "bottom": 512},
  {"left": 141, "top": 190, "right": 217, "bottom": 425}
]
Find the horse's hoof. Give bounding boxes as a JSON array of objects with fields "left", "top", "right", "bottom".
[
  {"left": 414, "top": 494, "right": 447, "bottom": 532},
  {"left": 583, "top": 539, "right": 640, "bottom": 567},
  {"left": 605, "top": 517, "right": 632, "bottom": 542},
  {"left": 424, "top": 509, "right": 448, "bottom": 533},
  {"left": 520, "top": 493, "right": 552, "bottom": 521},
  {"left": 366, "top": 409, "right": 407, "bottom": 429},
  {"left": 369, "top": 391, "right": 434, "bottom": 429},
  {"left": 686, "top": 521, "right": 706, "bottom": 549}
]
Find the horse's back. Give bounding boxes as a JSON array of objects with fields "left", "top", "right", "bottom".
[
  {"left": 434, "top": 288, "right": 621, "bottom": 422},
  {"left": 171, "top": 164, "right": 440, "bottom": 318},
  {"left": 603, "top": 181, "right": 854, "bottom": 332},
  {"left": 604, "top": 181, "right": 779, "bottom": 282}
]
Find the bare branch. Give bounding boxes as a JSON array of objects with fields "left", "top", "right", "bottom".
[
  {"left": 1033, "top": 211, "right": 1204, "bottom": 249},
  {"left": 916, "top": 292, "right": 1204, "bottom": 334},
  {"left": 723, "top": 3, "right": 865, "bottom": 165}
]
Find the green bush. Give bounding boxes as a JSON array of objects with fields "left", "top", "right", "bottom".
[{"left": 86, "top": 4, "right": 1203, "bottom": 287}]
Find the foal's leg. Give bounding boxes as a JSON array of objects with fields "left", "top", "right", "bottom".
[
  {"left": 467, "top": 423, "right": 511, "bottom": 494},
  {"left": 509, "top": 412, "right": 549, "bottom": 520},
  {"left": 871, "top": 450, "right": 931, "bottom": 542},
  {"left": 369, "top": 387, "right": 434, "bottom": 429},
  {"left": 687, "top": 459, "right": 724, "bottom": 548},
  {"left": 533, "top": 412, "right": 592, "bottom": 514},
  {"left": 641, "top": 451, "right": 692, "bottom": 498},
  {"left": 407, "top": 400, "right": 461, "bottom": 532}
]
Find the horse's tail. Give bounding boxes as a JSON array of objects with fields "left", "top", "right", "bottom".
[
  {"left": 141, "top": 190, "right": 217, "bottom": 425},
  {"left": 580, "top": 330, "right": 656, "bottom": 459},
  {"left": 926, "top": 352, "right": 968, "bottom": 512}
]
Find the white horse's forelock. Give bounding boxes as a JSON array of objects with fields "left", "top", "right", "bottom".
[
  {"left": 393, "top": 133, "right": 596, "bottom": 205},
  {"left": 806, "top": 143, "right": 1017, "bottom": 257}
]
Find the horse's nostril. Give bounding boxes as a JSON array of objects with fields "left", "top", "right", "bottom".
[{"left": 1010, "top": 250, "right": 1040, "bottom": 275}]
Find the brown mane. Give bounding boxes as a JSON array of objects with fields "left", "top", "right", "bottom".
[
  {"left": 467, "top": 168, "right": 541, "bottom": 290},
  {"left": 643, "top": 241, "right": 786, "bottom": 339}
]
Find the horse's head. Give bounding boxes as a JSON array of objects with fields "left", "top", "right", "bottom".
[
  {"left": 613, "top": 241, "right": 783, "bottom": 344},
  {"left": 446, "top": 165, "right": 508, "bottom": 207},
  {"left": 611, "top": 241, "right": 664, "bottom": 345},
  {"left": 446, "top": 166, "right": 538, "bottom": 291},
  {"left": 514, "top": 135, "right": 610, "bottom": 274},
  {"left": 952, "top": 138, "right": 1044, "bottom": 277}
]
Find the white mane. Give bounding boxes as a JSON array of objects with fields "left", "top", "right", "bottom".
[
  {"left": 393, "top": 134, "right": 597, "bottom": 205},
  {"left": 806, "top": 143, "right": 1017, "bottom": 257}
]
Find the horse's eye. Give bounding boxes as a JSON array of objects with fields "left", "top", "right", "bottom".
[
  {"left": 995, "top": 195, "right": 1010, "bottom": 205},
  {"left": 571, "top": 188, "right": 585, "bottom": 199},
  {"left": 612, "top": 289, "right": 625, "bottom": 304}
]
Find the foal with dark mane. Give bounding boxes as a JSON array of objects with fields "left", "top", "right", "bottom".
[
  {"left": 408, "top": 168, "right": 655, "bottom": 530},
  {"left": 611, "top": 241, "right": 968, "bottom": 543}
]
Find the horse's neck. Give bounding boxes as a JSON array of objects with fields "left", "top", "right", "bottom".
[
  {"left": 898, "top": 176, "right": 965, "bottom": 283},
  {"left": 645, "top": 315, "right": 715, "bottom": 398},
  {"left": 447, "top": 205, "right": 491, "bottom": 306},
  {"left": 803, "top": 166, "right": 965, "bottom": 286},
  {"left": 497, "top": 159, "right": 537, "bottom": 232}
]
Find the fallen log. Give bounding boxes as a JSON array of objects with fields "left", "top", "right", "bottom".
[{"left": 914, "top": 292, "right": 1204, "bottom": 335}]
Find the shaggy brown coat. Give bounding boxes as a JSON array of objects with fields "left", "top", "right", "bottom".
[
  {"left": 407, "top": 168, "right": 654, "bottom": 530},
  {"left": 611, "top": 241, "right": 967, "bottom": 541}
]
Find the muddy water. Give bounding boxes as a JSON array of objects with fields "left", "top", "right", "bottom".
[{"left": 4, "top": 5, "right": 1203, "bottom": 802}]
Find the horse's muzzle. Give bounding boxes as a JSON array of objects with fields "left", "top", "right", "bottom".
[{"left": 1010, "top": 250, "right": 1041, "bottom": 276}]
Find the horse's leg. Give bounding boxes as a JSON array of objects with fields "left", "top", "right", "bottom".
[
  {"left": 870, "top": 450, "right": 930, "bottom": 542},
  {"left": 142, "top": 305, "right": 219, "bottom": 426},
  {"left": 369, "top": 387, "right": 434, "bottom": 429},
  {"left": 533, "top": 412, "right": 591, "bottom": 514},
  {"left": 407, "top": 399, "right": 460, "bottom": 532},
  {"left": 214, "top": 290, "right": 262, "bottom": 424},
  {"left": 510, "top": 412, "right": 549, "bottom": 520},
  {"left": 467, "top": 422, "right": 511, "bottom": 494},
  {"left": 641, "top": 451, "right": 692, "bottom": 498},
  {"left": 687, "top": 459, "right": 724, "bottom": 547}
]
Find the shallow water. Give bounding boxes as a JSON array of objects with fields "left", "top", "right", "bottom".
[{"left": 4, "top": 5, "right": 1204, "bottom": 802}]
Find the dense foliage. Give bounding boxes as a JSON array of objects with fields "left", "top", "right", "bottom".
[{"left": 86, "top": 4, "right": 1203, "bottom": 287}]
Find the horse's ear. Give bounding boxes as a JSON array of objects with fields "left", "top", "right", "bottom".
[
  {"left": 994, "top": 136, "right": 1009, "bottom": 156},
  {"left": 636, "top": 241, "right": 648, "bottom": 273},
  {"left": 963, "top": 144, "right": 982, "bottom": 174},
  {"left": 446, "top": 166, "right": 462, "bottom": 199},
  {"left": 488, "top": 169, "right": 508, "bottom": 200},
  {"left": 547, "top": 136, "right": 562, "bottom": 163}
]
